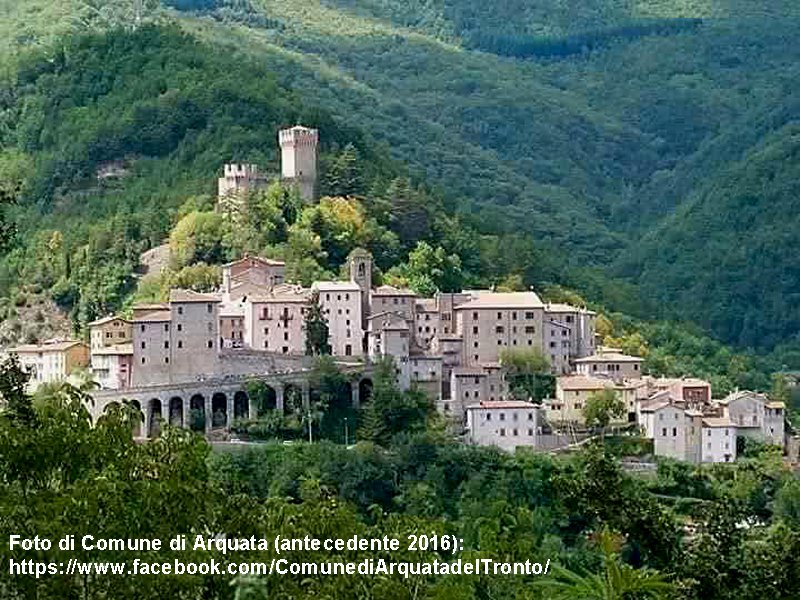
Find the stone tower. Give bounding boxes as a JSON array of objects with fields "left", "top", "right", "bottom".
[
  {"left": 217, "top": 163, "right": 268, "bottom": 215},
  {"left": 348, "top": 248, "right": 373, "bottom": 329},
  {"left": 279, "top": 125, "right": 319, "bottom": 202}
]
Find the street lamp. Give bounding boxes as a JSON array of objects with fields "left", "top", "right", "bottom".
[{"left": 344, "top": 417, "right": 349, "bottom": 446}]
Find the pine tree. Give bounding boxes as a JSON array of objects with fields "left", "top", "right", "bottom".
[{"left": 304, "top": 291, "right": 332, "bottom": 356}]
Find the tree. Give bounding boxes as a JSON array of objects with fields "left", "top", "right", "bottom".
[
  {"left": 540, "top": 527, "right": 673, "bottom": 599},
  {"left": 499, "top": 347, "right": 553, "bottom": 403},
  {"left": 0, "top": 354, "right": 35, "bottom": 426},
  {"left": 0, "top": 181, "right": 20, "bottom": 253},
  {"left": 323, "top": 143, "right": 363, "bottom": 197},
  {"left": 304, "top": 291, "right": 331, "bottom": 356},
  {"left": 583, "top": 388, "right": 625, "bottom": 433},
  {"left": 359, "top": 357, "right": 431, "bottom": 446},
  {"left": 770, "top": 373, "right": 791, "bottom": 405},
  {"left": 386, "top": 241, "right": 463, "bottom": 296}
]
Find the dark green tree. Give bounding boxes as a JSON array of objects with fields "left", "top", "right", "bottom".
[{"left": 304, "top": 290, "right": 332, "bottom": 356}]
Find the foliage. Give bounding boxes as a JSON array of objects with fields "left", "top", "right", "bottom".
[
  {"left": 583, "top": 388, "right": 626, "bottom": 431},
  {"left": 499, "top": 347, "right": 554, "bottom": 403},
  {"left": 304, "top": 290, "right": 331, "bottom": 356}
]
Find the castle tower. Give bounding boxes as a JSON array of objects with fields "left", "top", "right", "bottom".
[
  {"left": 348, "top": 248, "right": 373, "bottom": 330},
  {"left": 279, "top": 125, "right": 319, "bottom": 202},
  {"left": 217, "top": 163, "right": 268, "bottom": 215}
]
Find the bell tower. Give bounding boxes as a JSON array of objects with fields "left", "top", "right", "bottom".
[{"left": 348, "top": 248, "right": 373, "bottom": 329}]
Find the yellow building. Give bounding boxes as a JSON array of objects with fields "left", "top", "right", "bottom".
[{"left": 548, "top": 375, "right": 641, "bottom": 425}]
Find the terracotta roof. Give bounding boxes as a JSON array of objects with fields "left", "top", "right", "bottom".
[
  {"left": 169, "top": 289, "right": 221, "bottom": 303},
  {"left": 557, "top": 375, "right": 616, "bottom": 391},
  {"left": 132, "top": 302, "right": 169, "bottom": 312},
  {"left": 467, "top": 400, "right": 537, "bottom": 410},
  {"left": 454, "top": 291, "right": 544, "bottom": 310},
  {"left": 766, "top": 401, "right": 786, "bottom": 409},
  {"left": 132, "top": 310, "right": 171, "bottom": 323},
  {"left": 12, "top": 340, "right": 87, "bottom": 353}
]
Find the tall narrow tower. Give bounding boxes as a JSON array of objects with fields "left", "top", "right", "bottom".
[
  {"left": 279, "top": 125, "right": 319, "bottom": 202},
  {"left": 348, "top": 248, "right": 373, "bottom": 331}
]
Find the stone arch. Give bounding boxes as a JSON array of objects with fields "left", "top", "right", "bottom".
[
  {"left": 259, "top": 384, "right": 277, "bottom": 415},
  {"left": 358, "top": 378, "right": 373, "bottom": 404},
  {"left": 130, "top": 399, "right": 143, "bottom": 438},
  {"left": 211, "top": 392, "right": 227, "bottom": 428},
  {"left": 234, "top": 390, "right": 249, "bottom": 421},
  {"left": 148, "top": 398, "right": 163, "bottom": 438},
  {"left": 169, "top": 396, "right": 183, "bottom": 428},
  {"left": 189, "top": 394, "right": 206, "bottom": 432},
  {"left": 283, "top": 383, "right": 302, "bottom": 416}
]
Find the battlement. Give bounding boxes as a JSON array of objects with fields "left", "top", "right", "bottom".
[
  {"left": 223, "top": 163, "right": 262, "bottom": 177},
  {"left": 279, "top": 126, "right": 319, "bottom": 147}
]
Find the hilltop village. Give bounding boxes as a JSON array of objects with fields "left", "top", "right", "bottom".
[{"left": 4, "top": 127, "right": 789, "bottom": 464}]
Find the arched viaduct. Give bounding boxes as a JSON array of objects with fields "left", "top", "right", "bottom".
[{"left": 89, "top": 367, "right": 374, "bottom": 439}]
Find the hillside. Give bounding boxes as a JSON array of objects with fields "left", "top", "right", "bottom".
[{"left": 0, "top": 0, "right": 799, "bottom": 358}]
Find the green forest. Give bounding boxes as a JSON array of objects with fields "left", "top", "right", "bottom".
[{"left": 1, "top": 356, "right": 799, "bottom": 599}]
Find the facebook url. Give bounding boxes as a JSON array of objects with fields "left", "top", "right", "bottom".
[{"left": 8, "top": 557, "right": 551, "bottom": 578}]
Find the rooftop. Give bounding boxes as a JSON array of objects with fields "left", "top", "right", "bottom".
[
  {"left": 11, "top": 340, "right": 87, "bottom": 353},
  {"left": 169, "top": 289, "right": 221, "bottom": 303},
  {"left": 372, "top": 284, "right": 417, "bottom": 297},
  {"left": 557, "top": 375, "right": 617, "bottom": 391},
  {"left": 132, "top": 310, "right": 172, "bottom": 323},
  {"left": 223, "top": 255, "right": 285, "bottom": 268},
  {"left": 314, "top": 280, "right": 362, "bottom": 292},
  {"left": 575, "top": 351, "right": 644, "bottom": 364},
  {"left": 454, "top": 291, "right": 544, "bottom": 310},
  {"left": 467, "top": 400, "right": 537, "bottom": 410},
  {"left": 702, "top": 417, "right": 735, "bottom": 428},
  {"left": 91, "top": 343, "right": 133, "bottom": 356},
  {"left": 88, "top": 315, "right": 130, "bottom": 327}
]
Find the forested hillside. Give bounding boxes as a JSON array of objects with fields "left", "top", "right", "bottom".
[{"left": 1, "top": 0, "right": 799, "bottom": 362}]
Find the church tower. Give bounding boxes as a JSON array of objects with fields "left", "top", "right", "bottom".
[
  {"left": 348, "top": 248, "right": 373, "bottom": 330},
  {"left": 279, "top": 125, "right": 319, "bottom": 202}
]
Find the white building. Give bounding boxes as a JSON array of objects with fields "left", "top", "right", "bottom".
[
  {"left": 466, "top": 400, "right": 539, "bottom": 452},
  {"left": 11, "top": 340, "right": 90, "bottom": 392},
  {"left": 90, "top": 344, "right": 132, "bottom": 390},
  {"left": 718, "top": 391, "right": 785, "bottom": 448},
  {"left": 701, "top": 418, "right": 737, "bottom": 463},
  {"left": 314, "top": 280, "right": 364, "bottom": 357},
  {"left": 574, "top": 348, "right": 644, "bottom": 381},
  {"left": 279, "top": 125, "right": 319, "bottom": 201}
]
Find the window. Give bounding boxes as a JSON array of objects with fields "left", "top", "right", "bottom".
[
  {"left": 178, "top": 307, "right": 183, "bottom": 315},
  {"left": 499, "top": 413, "right": 505, "bottom": 421},
  {"left": 264, "top": 328, "right": 269, "bottom": 335},
  {"left": 140, "top": 324, "right": 146, "bottom": 332},
  {"left": 178, "top": 340, "right": 183, "bottom": 349},
  {"left": 282, "top": 346, "right": 289, "bottom": 354},
  {"left": 661, "top": 428, "right": 667, "bottom": 436},
  {"left": 284, "top": 332, "right": 289, "bottom": 341},
  {"left": 528, "top": 413, "right": 534, "bottom": 421},
  {"left": 141, "top": 357, "right": 146, "bottom": 364},
  {"left": 345, "top": 294, "right": 350, "bottom": 301},
  {"left": 141, "top": 341, "right": 146, "bottom": 349},
  {"left": 164, "top": 341, "right": 169, "bottom": 349},
  {"left": 528, "top": 429, "right": 534, "bottom": 436},
  {"left": 164, "top": 323, "right": 169, "bottom": 332},
  {"left": 525, "top": 312, "right": 535, "bottom": 320},
  {"left": 497, "top": 312, "right": 502, "bottom": 320},
  {"left": 345, "top": 344, "right": 352, "bottom": 356},
  {"left": 473, "top": 326, "right": 479, "bottom": 334},
  {"left": 672, "top": 428, "right": 677, "bottom": 437},
  {"left": 512, "top": 311, "right": 517, "bottom": 320},
  {"left": 206, "top": 303, "right": 212, "bottom": 313},
  {"left": 513, "top": 429, "right": 518, "bottom": 436},
  {"left": 164, "top": 357, "right": 169, "bottom": 364},
  {"left": 474, "top": 377, "right": 480, "bottom": 384},
  {"left": 207, "top": 340, "right": 213, "bottom": 349},
  {"left": 473, "top": 312, "right": 478, "bottom": 320},
  {"left": 486, "top": 413, "right": 491, "bottom": 421},
  {"left": 177, "top": 324, "right": 182, "bottom": 332},
  {"left": 495, "top": 326, "right": 504, "bottom": 334}
]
